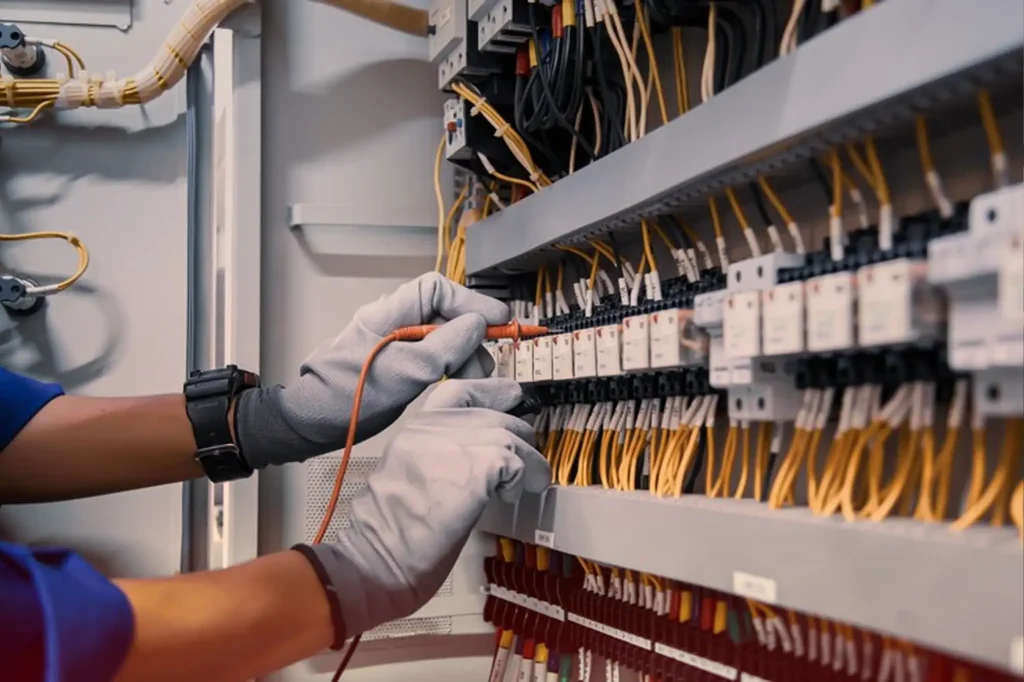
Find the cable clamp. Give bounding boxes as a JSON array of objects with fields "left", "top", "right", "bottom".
[{"left": 468, "top": 96, "right": 486, "bottom": 117}]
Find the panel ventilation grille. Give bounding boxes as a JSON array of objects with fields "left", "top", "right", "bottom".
[
  {"left": 362, "top": 616, "right": 454, "bottom": 642},
  {"left": 303, "top": 456, "right": 455, "bottom": 608}
]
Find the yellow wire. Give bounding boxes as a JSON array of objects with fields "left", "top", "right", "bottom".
[
  {"left": 640, "top": 220, "right": 657, "bottom": 275},
  {"left": 1, "top": 99, "right": 54, "bottom": 124},
  {"left": 650, "top": 222, "right": 677, "bottom": 252},
  {"left": 671, "top": 27, "right": 689, "bottom": 115},
  {"left": 490, "top": 169, "right": 539, "bottom": 194},
  {"left": 952, "top": 419, "right": 1023, "bottom": 530},
  {"left": 965, "top": 427, "right": 987, "bottom": 508},
  {"left": 863, "top": 136, "right": 891, "bottom": 206},
  {"left": 1010, "top": 480, "right": 1024, "bottom": 541},
  {"left": 831, "top": 149, "right": 844, "bottom": 216},
  {"left": 443, "top": 185, "right": 468, "bottom": 265},
  {"left": 432, "top": 133, "right": 447, "bottom": 273},
  {"left": 753, "top": 422, "right": 772, "bottom": 502},
  {"left": 451, "top": 83, "right": 551, "bottom": 186},
  {"left": 756, "top": 177, "right": 794, "bottom": 225},
  {"left": 0, "top": 231, "right": 90, "bottom": 292},
  {"left": 634, "top": 0, "right": 668, "bottom": 125},
  {"left": 49, "top": 43, "right": 76, "bottom": 75},
  {"left": 844, "top": 144, "right": 879, "bottom": 201},
  {"left": 977, "top": 89, "right": 1005, "bottom": 156},
  {"left": 708, "top": 196, "right": 723, "bottom": 238},
  {"left": 914, "top": 116, "right": 937, "bottom": 175},
  {"left": 589, "top": 240, "right": 618, "bottom": 267},
  {"left": 733, "top": 425, "right": 751, "bottom": 499},
  {"left": 54, "top": 41, "right": 87, "bottom": 69},
  {"left": 840, "top": 421, "right": 888, "bottom": 522},
  {"left": 556, "top": 244, "right": 596, "bottom": 264},
  {"left": 725, "top": 186, "right": 760, "bottom": 256},
  {"left": 869, "top": 427, "right": 921, "bottom": 522}
]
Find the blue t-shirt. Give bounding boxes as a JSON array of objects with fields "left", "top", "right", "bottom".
[{"left": 0, "top": 368, "right": 135, "bottom": 681}]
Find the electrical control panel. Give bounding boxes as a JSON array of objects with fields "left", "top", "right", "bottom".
[{"left": 13, "top": 1, "right": 1024, "bottom": 681}]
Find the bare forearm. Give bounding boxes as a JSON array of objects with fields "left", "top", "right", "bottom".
[
  {"left": 114, "top": 550, "right": 333, "bottom": 682},
  {"left": 0, "top": 394, "right": 204, "bottom": 503}
]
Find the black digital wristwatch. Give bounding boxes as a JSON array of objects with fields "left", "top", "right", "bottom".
[{"left": 184, "top": 365, "right": 260, "bottom": 482}]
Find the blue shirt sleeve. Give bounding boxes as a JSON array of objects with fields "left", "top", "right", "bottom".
[
  {"left": 0, "top": 540, "right": 135, "bottom": 682},
  {"left": 0, "top": 367, "right": 64, "bottom": 452}
]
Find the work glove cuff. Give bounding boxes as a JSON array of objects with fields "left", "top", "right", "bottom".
[
  {"left": 291, "top": 545, "right": 350, "bottom": 650},
  {"left": 293, "top": 540, "right": 388, "bottom": 644},
  {"left": 235, "top": 385, "right": 335, "bottom": 469}
]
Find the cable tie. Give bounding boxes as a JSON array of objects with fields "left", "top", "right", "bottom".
[{"left": 493, "top": 121, "right": 512, "bottom": 138}]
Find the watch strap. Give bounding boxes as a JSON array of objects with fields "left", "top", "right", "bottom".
[{"left": 185, "top": 365, "right": 259, "bottom": 482}]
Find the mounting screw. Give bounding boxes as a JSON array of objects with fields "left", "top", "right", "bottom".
[
  {"left": 0, "top": 23, "right": 47, "bottom": 78},
  {"left": 0, "top": 275, "right": 44, "bottom": 316}
]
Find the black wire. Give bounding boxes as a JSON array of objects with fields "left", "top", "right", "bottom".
[
  {"left": 590, "top": 25, "right": 626, "bottom": 153},
  {"left": 682, "top": 437, "right": 706, "bottom": 494},
  {"left": 760, "top": 450, "right": 779, "bottom": 502},
  {"left": 514, "top": 71, "right": 563, "bottom": 173},
  {"left": 605, "top": 232, "right": 626, "bottom": 283},
  {"left": 808, "top": 158, "right": 834, "bottom": 204},
  {"left": 662, "top": 215, "right": 692, "bottom": 250},
  {"left": 748, "top": 181, "right": 773, "bottom": 228},
  {"left": 528, "top": 3, "right": 597, "bottom": 160}
]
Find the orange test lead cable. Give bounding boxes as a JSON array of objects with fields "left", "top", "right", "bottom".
[{"left": 309, "top": 319, "right": 551, "bottom": 679}]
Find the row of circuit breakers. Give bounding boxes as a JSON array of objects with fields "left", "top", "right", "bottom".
[{"left": 486, "top": 184, "right": 1024, "bottom": 422}]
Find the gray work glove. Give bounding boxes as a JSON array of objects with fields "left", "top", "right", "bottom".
[
  {"left": 295, "top": 378, "right": 550, "bottom": 642},
  {"left": 235, "top": 272, "right": 511, "bottom": 469}
]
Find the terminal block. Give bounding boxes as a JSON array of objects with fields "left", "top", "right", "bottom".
[
  {"left": 477, "top": 0, "right": 531, "bottom": 54},
  {"left": 929, "top": 184, "right": 1024, "bottom": 372}
]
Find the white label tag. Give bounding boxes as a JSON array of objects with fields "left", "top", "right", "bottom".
[
  {"left": 654, "top": 643, "right": 739, "bottom": 680},
  {"left": 621, "top": 314, "right": 651, "bottom": 371},
  {"left": 999, "top": 231, "right": 1024, "bottom": 326},
  {"left": 552, "top": 333, "right": 575, "bottom": 380},
  {"left": 724, "top": 291, "right": 761, "bottom": 359},
  {"left": 504, "top": 654, "right": 523, "bottom": 682},
  {"left": 617, "top": 277, "right": 630, "bottom": 306},
  {"left": 807, "top": 272, "right": 856, "bottom": 352},
  {"left": 762, "top": 282, "right": 804, "bottom": 356},
  {"left": 1011, "top": 636, "right": 1024, "bottom": 673},
  {"left": 517, "top": 656, "right": 532, "bottom": 682},
  {"left": 483, "top": 342, "right": 499, "bottom": 376},
  {"left": 494, "top": 341, "right": 514, "bottom": 378},
  {"left": 650, "top": 308, "right": 682, "bottom": 368},
  {"left": 568, "top": 613, "right": 654, "bottom": 650},
  {"left": 732, "top": 571, "right": 778, "bottom": 603},
  {"left": 514, "top": 340, "right": 534, "bottom": 383},
  {"left": 596, "top": 324, "right": 622, "bottom": 376},
  {"left": 534, "top": 530, "right": 555, "bottom": 548},
  {"left": 532, "top": 336, "right": 553, "bottom": 382}
]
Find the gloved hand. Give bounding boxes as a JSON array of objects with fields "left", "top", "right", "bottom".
[
  {"left": 235, "top": 272, "right": 511, "bottom": 469},
  {"left": 295, "top": 378, "right": 550, "bottom": 641}
]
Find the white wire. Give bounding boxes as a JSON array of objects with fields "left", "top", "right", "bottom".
[{"left": 779, "top": 0, "right": 807, "bottom": 56}]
